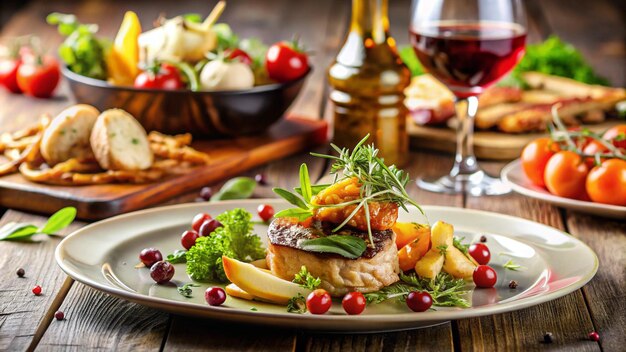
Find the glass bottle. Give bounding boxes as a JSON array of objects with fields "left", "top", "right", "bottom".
[{"left": 327, "top": 0, "right": 410, "bottom": 166}]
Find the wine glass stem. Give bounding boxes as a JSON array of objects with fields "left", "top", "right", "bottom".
[{"left": 450, "top": 96, "right": 479, "bottom": 177}]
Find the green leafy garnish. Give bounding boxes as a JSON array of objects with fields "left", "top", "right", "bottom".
[
  {"left": 185, "top": 208, "right": 265, "bottom": 282},
  {"left": 503, "top": 259, "right": 523, "bottom": 271},
  {"left": 299, "top": 235, "right": 367, "bottom": 259},
  {"left": 250, "top": 307, "right": 258, "bottom": 311},
  {"left": 364, "top": 273, "right": 470, "bottom": 308},
  {"left": 287, "top": 293, "right": 307, "bottom": 314},
  {"left": 437, "top": 244, "right": 448, "bottom": 256},
  {"left": 166, "top": 250, "right": 187, "bottom": 264},
  {"left": 177, "top": 283, "right": 200, "bottom": 298},
  {"left": 213, "top": 23, "right": 239, "bottom": 51},
  {"left": 0, "top": 207, "right": 76, "bottom": 241},
  {"left": 452, "top": 237, "right": 469, "bottom": 255},
  {"left": 399, "top": 46, "right": 425, "bottom": 77},
  {"left": 47, "top": 13, "right": 109, "bottom": 80},
  {"left": 182, "top": 13, "right": 203, "bottom": 23},
  {"left": 292, "top": 266, "right": 321, "bottom": 290},
  {"left": 211, "top": 177, "right": 256, "bottom": 201}
]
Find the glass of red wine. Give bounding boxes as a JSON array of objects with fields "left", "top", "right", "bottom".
[{"left": 410, "top": 0, "right": 527, "bottom": 195}]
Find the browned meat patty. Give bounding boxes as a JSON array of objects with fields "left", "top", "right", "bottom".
[{"left": 266, "top": 217, "right": 400, "bottom": 296}]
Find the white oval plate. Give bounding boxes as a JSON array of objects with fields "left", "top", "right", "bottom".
[
  {"left": 502, "top": 159, "right": 626, "bottom": 220},
  {"left": 56, "top": 200, "right": 598, "bottom": 332}
]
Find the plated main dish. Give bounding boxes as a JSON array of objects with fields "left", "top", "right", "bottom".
[
  {"left": 0, "top": 104, "right": 209, "bottom": 185},
  {"left": 133, "top": 137, "right": 521, "bottom": 314}
]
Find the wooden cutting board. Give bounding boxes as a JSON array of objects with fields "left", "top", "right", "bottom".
[
  {"left": 0, "top": 117, "right": 327, "bottom": 220},
  {"left": 408, "top": 119, "right": 623, "bottom": 160}
]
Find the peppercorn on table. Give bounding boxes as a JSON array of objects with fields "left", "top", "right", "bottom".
[{"left": 0, "top": 0, "right": 624, "bottom": 351}]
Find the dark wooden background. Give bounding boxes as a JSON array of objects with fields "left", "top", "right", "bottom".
[{"left": 0, "top": 0, "right": 624, "bottom": 351}]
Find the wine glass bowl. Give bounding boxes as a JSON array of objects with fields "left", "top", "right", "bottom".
[{"left": 410, "top": 0, "right": 527, "bottom": 195}]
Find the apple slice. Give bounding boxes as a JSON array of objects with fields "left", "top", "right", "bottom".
[
  {"left": 225, "top": 283, "right": 255, "bottom": 301},
  {"left": 222, "top": 256, "right": 311, "bottom": 304}
]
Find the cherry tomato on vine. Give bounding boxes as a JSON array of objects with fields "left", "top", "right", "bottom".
[
  {"left": 585, "top": 159, "right": 626, "bottom": 206},
  {"left": 265, "top": 41, "right": 309, "bottom": 82},
  {"left": 306, "top": 289, "right": 332, "bottom": 314},
  {"left": 468, "top": 243, "right": 491, "bottom": 265},
  {"left": 603, "top": 125, "right": 626, "bottom": 150},
  {"left": 0, "top": 57, "right": 22, "bottom": 93},
  {"left": 134, "top": 63, "right": 184, "bottom": 90},
  {"left": 16, "top": 55, "right": 59, "bottom": 98},
  {"left": 342, "top": 291, "right": 366, "bottom": 315},
  {"left": 473, "top": 265, "right": 497, "bottom": 288},
  {"left": 544, "top": 151, "right": 589, "bottom": 200},
  {"left": 521, "top": 138, "right": 559, "bottom": 187}
]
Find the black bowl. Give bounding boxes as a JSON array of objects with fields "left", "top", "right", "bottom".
[{"left": 62, "top": 66, "right": 310, "bottom": 137}]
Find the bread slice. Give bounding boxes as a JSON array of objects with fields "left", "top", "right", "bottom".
[
  {"left": 90, "top": 109, "right": 153, "bottom": 170},
  {"left": 40, "top": 104, "right": 100, "bottom": 166}
]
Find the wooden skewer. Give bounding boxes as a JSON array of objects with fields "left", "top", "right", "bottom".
[{"left": 202, "top": 1, "right": 226, "bottom": 30}]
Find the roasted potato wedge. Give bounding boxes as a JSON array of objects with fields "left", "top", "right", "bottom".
[
  {"left": 430, "top": 221, "right": 454, "bottom": 249},
  {"left": 414, "top": 249, "right": 445, "bottom": 279},
  {"left": 443, "top": 246, "right": 477, "bottom": 279}
]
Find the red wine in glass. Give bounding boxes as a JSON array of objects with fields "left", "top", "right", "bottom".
[{"left": 410, "top": 21, "right": 526, "bottom": 97}]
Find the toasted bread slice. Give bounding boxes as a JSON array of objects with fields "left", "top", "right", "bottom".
[
  {"left": 90, "top": 109, "right": 153, "bottom": 170},
  {"left": 40, "top": 104, "right": 100, "bottom": 166}
]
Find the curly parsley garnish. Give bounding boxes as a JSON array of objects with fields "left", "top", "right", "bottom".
[
  {"left": 177, "top": 283, "right": 200, "bottom": 298},
  {"left": 292, "top": 266, "right": 321, "bottom": 290},
  {"left": 287, "top": 293, "right": 307, "bottom": 314}
]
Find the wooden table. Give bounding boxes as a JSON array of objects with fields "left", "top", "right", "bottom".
[{"left": 1, "top": 0, "right": 624, "bottom": 351}]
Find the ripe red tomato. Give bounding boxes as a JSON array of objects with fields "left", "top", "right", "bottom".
[
  {"left": 257, "top": 204, "right": 274, "bottom": 222},
  {"left": 0, "top": 57, "right": 22, "bottom": 93},
  {"left": 134, "top": 63, "right": 184, "bottom": 90},
  {"left": 342, "top": 291, "right": 366, "bottom": 315},
  {"left": 521, "top": 138, "right": 560, "bottom": 187},
  {"left": 585, "top": 159, "right": 626, "bottom": 206},
  {"left": 603, "top": 125, "right": 626, "bottom": 150},
  {"left": 226, "top": 48, "right": 252, "bottom": 66},
  {"left": 265, "top": 41, "right": 309, "bottom": 82},
  {"left": 582, "top": 140, "right": 608, "bottom": 168},
  {"left": 16, "top": 55, "right": 59, "bottom": 98},
  {"left": 306, "top": 289, "right": 332, "bottom": 314},
  {"left": 544, "top": 151, "right": 589, "bottom": 199},
  {"left": 468, "top": 243, "right": 491, "bottom": 265},
  {"left": 473, "top": 265, "right": 497, "bottom": 288}
]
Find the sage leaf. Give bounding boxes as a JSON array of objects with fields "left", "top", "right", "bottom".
[
  {"left": 272, "top": 188, "right": 308, "bottom": 210},
  {"left": 40, "top": 207, "right": 77, "bottom": 235},
  {"left": 211, "top": 177, "right": 256, "bottom": 201},
  {"left": 0, "top": 223, "right": 38, "bottom": 241},
  {"left": 300, "top": 235, "right": 366, "bottom": 259},
  {"left": 295, "top": 184, "right": 330, "bottom": 197},
  {"left": 299, "top": 164, "right": 312, "bottom": 203},
  {"left": 273, "top": 208, "right": 313, "bottom": 221}
]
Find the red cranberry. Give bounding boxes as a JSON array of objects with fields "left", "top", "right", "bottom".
[
  {"left": 32, "top": 285, "right": 42, "bottom": 296},
  {"left": 469, "top": 243, "right": 491, "bottom": 265},
  {"left": 406, "top": 291, "right": 433, "bottom": 312},
  {"left": 199, "top": 219, "right": 223, "bottom": 236},
  {"left": 473, "top": 265, "right": 497, "bottom": 288},
  {"left": 199, "top": 187, "right": 213, "bottom": 201},
  {"left": 255, "top": 173, "right": 267, "bottom": 185},
  {"left": 191, "top": 213, "right": 212, "bottom": 232},
  {"left": 139, "top": 248, "right": 163, "bottom": 268},
  {"left": 54, "top": 311, "right": 64, "bottom": 320},
  {"left": 588, "top": 331, "right": 600, "bottom": 341},
  {"left": 181, "top": 230, "right": 200, "bottom": 250},
  {"left": 205, "top": 287, "right": 226, "bottom": 306},
  {"left": 150, "top": 261, "right": 175, "bottom": 284}
]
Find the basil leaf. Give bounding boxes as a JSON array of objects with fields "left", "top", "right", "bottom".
[
  {"left": 300, "top": 235, "right": 366, "bottom": 259},
  {"left": 40, "top": 207, "right": 77, "bottom": 235},
  {"left": 274, "top": 208, "right": 313, "bottom": 221},
  {"left": 0, "top": 223, "right": 38, "bottom": 241},
  {"left": 299, "top": 164, "right": 312, "bottom": 203},
  {"left": 166, "top": 250, "right": 187, "bottom": 263},
  {"left": 295, "top": 184, "right": 330, "bottom": 197},
  {"left": 211, "top": 177, "right": 256, "bottom": 201},
  {"left": 272, "top": 188, "right": 308, "bottom": 209}
]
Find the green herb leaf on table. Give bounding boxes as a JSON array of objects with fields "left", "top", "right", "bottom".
[
  {"left": 40, "top": 207, "right": 77, "bottom": 235},
  {"left": 292, "top": 266, "right": 321, "bottom": 290},
  {"left": 0, "top": 207, "right": 76, "bottom": 242},
  {"left": 503, "top": 259, "right": 523, "bottom": 271},
  {"left": 211, "top": 177, "right": 256, "bottom": 201},
  {"left": 166, "top": 250, "right": 187, "bottom": 264},
  {"left": 177, "top": 283, "right": 201, "bottom": 298},
  {"left": 299, "top": 235, "right": 366, "bottom": 259}
]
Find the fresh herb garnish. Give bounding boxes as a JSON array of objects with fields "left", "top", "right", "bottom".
[
  {"left": 453, "top": 237, "right": 469, "bottom": 255},
  {"left": 436, "top": 244, "right": 448, "bottom": 256},
  {"left": 0, "top": 207, "right": 76, "bottom": 241},
  {"left": 177, "top": 283, "right": 200, "bottom": 298},
  {"left": 287, "top": 293, "right": 307, "bottom": 313},
  {"left": 292, "top": 266, "right": 321, "bottom": 290},
  {"left": 364, "top": 273, "right": 470, "bottom": 308},
  {"left": 503, "top": 259, "right": 523, "bottom": 271},
  {"left": 166, "top": 250, "right": 187, "bottom": 264},
  {"left": 299, "top": 235, "right": 367, "bottom": 259},
  {"left": 250, "top": 307, "right": 258, "bottom": 311},
  {"left": 399, "top": 46, "right": 425, "bottom": 77},
  {"left": 210, "top": 177, "right": 256, "bottom": 201}
]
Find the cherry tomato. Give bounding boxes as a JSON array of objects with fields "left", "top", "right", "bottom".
[
  {"left": 521, "top": 138, "right": 560, "bottom": 187},
  {"left": 226, "top": 48, "right": 252, "bottom": 66},
  {"left": 342, "top": 291, "right": 366, "bottom": 315},
  {"left": 134, "top": 63, "right": 184, "bottom": 90},
  {"left": 306, "top": 289, "right": 332, "bottom": 314},
  {"left": 468, "top": 243, "right": 491, "bottom": 265},
  {"left": 181, "top": 230, "right": 200, "bottom": 250},
  {"left": 16, "top": 55, "right": 59, "bottom": 98},
  {"left": 205, "top": 287, "right": 226, "bottom": 306},
  {"left": 544, "top": 151, "right": 589, "bottom": 200},
  {"left": 265, "top": 41, "right": 309, "bottom": 82},
  {"left": 139, "top": 248, "right": 163, "bottom": 267},
  {"left": 199, "top": 219, "right": 223, "bottom": 236},
  {"left": 406, "top": 291, "right": 433, "bottom": 312},
  {"left": 150, "top": 261, "right": 175, "bottom": 284},
  {"left": 585, "top": 159, "right": 626, "bottom": 206},
  {"left": 257, "top": 204, "right": 274, "bottom": 222},
  {"left": 473, "top": 265, "right": 497, "bottom": 288},
  {"left": 582, "top": 140, "right": 609, "bottom": 168},
  {"left": 603, "top": 125, "right": 626, "bottom": 150},
  {"left": 0, "top": 57, "right": 22, "bottom": 93},
  {"left": 192, "top": 213, "right": 212, "bottom": 232}
]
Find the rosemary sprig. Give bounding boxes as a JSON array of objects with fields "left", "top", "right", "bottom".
[{"left": 503, "top": 259, "right": 523, "bottom": 271}]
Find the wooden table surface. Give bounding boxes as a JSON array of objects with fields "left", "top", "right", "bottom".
[{"left": 1, "top": 0, "right": 624, "bottom": 351}]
